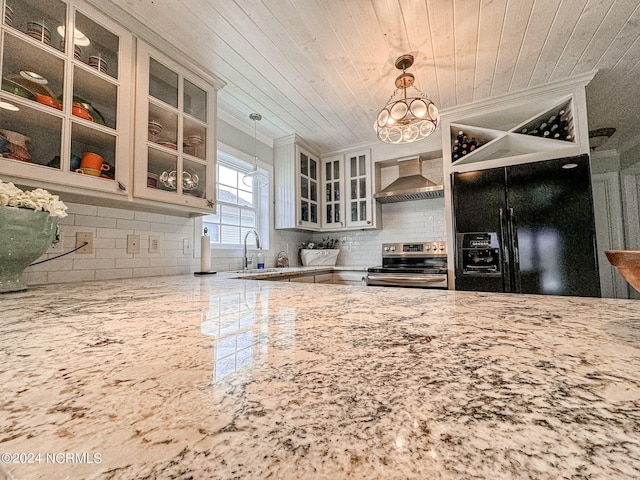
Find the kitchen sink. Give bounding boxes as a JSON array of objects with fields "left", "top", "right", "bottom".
[{"left": 226, "top": 268, "right": 283, "bottom": 274}]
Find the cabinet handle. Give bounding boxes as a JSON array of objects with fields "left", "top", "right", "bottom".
[{"left": 366, "top": 220, "right": 371, "bottom": 224}]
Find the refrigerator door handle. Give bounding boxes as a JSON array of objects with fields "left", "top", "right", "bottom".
[
  {"left": 508, "top": 208, "right": 522, "bottom": 292},
  {"left": 499, "top": 208, "right": 511, "bottom": 291}
]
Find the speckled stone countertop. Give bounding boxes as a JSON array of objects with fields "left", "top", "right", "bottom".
[{"left": 1, "top": 274, "right": 640, "bottom": 479}]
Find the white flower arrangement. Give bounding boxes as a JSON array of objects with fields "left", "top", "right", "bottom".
[{"left": 0, "top": 179, "right": 68, "bottom": 218}]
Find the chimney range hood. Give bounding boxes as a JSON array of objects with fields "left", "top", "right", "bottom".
[{"left": 373, "top": 158, "right": 444, "bottom": 204}]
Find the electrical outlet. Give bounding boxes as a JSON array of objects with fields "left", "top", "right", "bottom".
[
  {"left": 76, "top": 232, "right": 93, "bottom": 254},
  {"left": 149, "top": 235, "right": 160, "bottom": 253},
  {"left": 127, "top": 234, "right": 141, "bottom": 254},
  {"left": 183, "top": 238, "right": 193, "bottom": 255}
]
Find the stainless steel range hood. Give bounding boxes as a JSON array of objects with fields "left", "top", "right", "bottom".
[{"left": 373, "top": 158, "right": 444, "bottom": 204}]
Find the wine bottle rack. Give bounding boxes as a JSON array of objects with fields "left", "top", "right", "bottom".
[{"left": 447, "top": 96, "right": 578, "bottom": 168}]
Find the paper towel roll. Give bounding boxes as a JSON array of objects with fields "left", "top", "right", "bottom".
[{"left": 200, "top": 235, "right": 211, "bottom": 272}]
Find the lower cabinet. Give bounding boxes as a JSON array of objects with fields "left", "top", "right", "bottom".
[
  {"left": 331, "top": 271, "right": 367, "bottom": 286},
  {"left": 289, "top": 274, "right": 317, "bottom": 283},
  {"left": 271, "top": 271, "right": 363, "bottom": 284}
]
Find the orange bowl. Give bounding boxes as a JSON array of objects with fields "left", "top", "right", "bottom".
[
  {"left": 72, "top": 103, "right": 92, "bottom": 121},
  {"left": 35, "top": 93, "right": 62, "bottom": 110}
]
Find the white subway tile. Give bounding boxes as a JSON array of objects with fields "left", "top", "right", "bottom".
[
  {"left": 115, "top": 219, "right": 151, "bottom": 231},
  {"left": 97, "top": 206, "right": 135, "bottom": 220},
  {"left": 95, "top": 269, "right": 134, "bottom": 280}
]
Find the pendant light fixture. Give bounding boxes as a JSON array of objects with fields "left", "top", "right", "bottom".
[
  {"left": 374, "top": 54, "right": 439, "bottom": 144},
  {"left": 242, "top": 112, "right": 268, "bottom": 187}
]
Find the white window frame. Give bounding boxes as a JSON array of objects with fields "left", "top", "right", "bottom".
[{"left": 204, "top": 145, "right": 270, "bottom": 250}]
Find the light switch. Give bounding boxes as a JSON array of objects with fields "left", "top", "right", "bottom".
[{"left": 149, "top": 235, "right": 160, "bottom": 253}]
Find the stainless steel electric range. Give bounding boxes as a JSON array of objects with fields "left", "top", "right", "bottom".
[{"left": 366, "top": 241, "right": 448, "bottom": 288}]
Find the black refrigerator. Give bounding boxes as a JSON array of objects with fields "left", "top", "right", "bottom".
[{"left": 452, "top": 154, "right": 600, "bottom": 297}]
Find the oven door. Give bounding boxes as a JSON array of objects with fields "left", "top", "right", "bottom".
[{"left": 366, "top": 271, "right": 448, "bottom": 288}]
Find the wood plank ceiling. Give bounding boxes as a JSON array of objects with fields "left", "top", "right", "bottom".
[{"left": 99, "top": 0, "right": 640, "bottom": 155}]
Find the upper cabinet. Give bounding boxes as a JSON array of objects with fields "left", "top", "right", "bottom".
[
  {"left": 440, "top": 74, "right": 593, "bottom": 174},
  {"left": 133, "top": 41, "right": 218, "bottom": 213},
  {"left": 345, "top": 149, "right": 377, "bottom": 229},
  {"left": 321, "top": 149, "right": 380, "bottom": 231},
  {"left": 274, "top": 135, "right": 320, "bottom": 230},
  {"left": 275, "top": 135, "right": 380, "bottom": 232},
  {"left": 0, "top": 0, "right": 133, "bottom": 195}
]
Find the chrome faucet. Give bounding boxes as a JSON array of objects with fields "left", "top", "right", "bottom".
[{"left": 243, "top": 229, "right": 262, "bottom": 270}]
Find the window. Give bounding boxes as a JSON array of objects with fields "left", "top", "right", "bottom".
[{"left": 204, "top": 150, "right": 269, "bottom": 248}]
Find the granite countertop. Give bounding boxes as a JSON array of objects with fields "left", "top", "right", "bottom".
[{"left": 1, "top": 275, "right": 639, "bottom": 479}]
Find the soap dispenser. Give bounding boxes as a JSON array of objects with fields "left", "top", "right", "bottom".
[{"left": 257, "top": 249, "right": 265, "bottom": 269}]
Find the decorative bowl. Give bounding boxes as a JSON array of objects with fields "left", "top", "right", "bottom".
[
  {"left": 35, "top": 93, "right": 62, "bottom": 110},
  {"left": 72, "top": 103, "right": 92, "bottom": 120},
  {"left": 72, "top": 96, "right": 106, "bottom": 126},
  {"left": 1, "top": 78, "right": 35, "bottom": 100},
  {"left": 148, "top": 120, "right": 163, "bottom": 136},
  {"left": 605, "top": 250, "right": 640, "bottom": 293}
]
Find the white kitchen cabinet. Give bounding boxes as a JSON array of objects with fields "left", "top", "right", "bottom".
[
  {"left": 332, "top": 270, "right": 367, "bottom": 286},
  {"left": 344, "top": 149, "right": 379, "bottom": 229},
  {"left": 288, "top": 274, "right": 316, "bottom": 283},
  {"left": 274, "top": 134, "right": 321, "bottom": 230},
  {"left": 320, "top": 149, "right": 380, "bottom": 231},
  {"left": 133, "top": 40, "right": 219, "bottom": 213},
  {"left": 0, "top": 0, "right": 133, "bottom": 198},
  {"left": 321, "top": 153, "right": 344, "bottom": 229}
]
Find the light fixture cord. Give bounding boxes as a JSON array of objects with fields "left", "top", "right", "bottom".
[{"left": 253, "top": 117, "right": 258, "bottom": 168}]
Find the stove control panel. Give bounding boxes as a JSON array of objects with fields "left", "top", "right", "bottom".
[{"left": 382, "top": 241, "right": 447, "bottom": 257}]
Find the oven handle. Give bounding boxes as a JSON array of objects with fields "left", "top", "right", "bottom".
[{"left": 366, "top": 273, "right": 447, "bottom": 287}]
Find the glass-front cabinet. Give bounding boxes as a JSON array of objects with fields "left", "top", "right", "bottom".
[
  {"left": 346, "top": 150, "right": 373, "bottom": 228},
  {"left": 274, "top": 134, "right": 320, "bottom": 231},
  {"left": 0, "top": 0, "right": 132, "bottom": 194},
  {"left": 319, "top": 149, "right": 378, "bottom": 231},
  {"left": 322, "top": 154, "right": 343, "bottom": 229},
  {"left": 298, "top": 146, "right": 319, "bottom": 229},
  {"left": 133, "top": 41, "right": 218, "bottom": 212}
]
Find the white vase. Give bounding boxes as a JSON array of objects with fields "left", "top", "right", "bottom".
[{"left": 300, "top": 249, "right": 339, "bottom": 266}]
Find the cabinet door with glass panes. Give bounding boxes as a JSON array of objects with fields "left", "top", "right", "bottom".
[
  {"left": 0, "top": 0, "right": 132, "bottom": 194},
  {"left": 345, "top": 149, "right": 375, "bottom": 228},
  {"left": 321, "top": 154, "right": 344, "bottom": 229},
  {"left": 297, "top": 145, "right": 320, "bottom": 229},
  {"left": 133, "top": 41, "right": 218, "bottom": 212}
]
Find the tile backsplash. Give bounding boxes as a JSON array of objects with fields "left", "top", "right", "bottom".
[
  {"left": 23, "top": 195, "right": 446, "bottom": 286},
  {"left": 312, "top": 197, "right": 447, "bottom": 267},
  {"left": 24, "top": 202, "right": 200, "bottom": 286}
]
